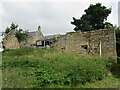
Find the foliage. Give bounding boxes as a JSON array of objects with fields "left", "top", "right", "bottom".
[
  {"left": 116, "top": 28, "right": 120, "bottom": 57},
  {"left": 10, "top": 23, "right": 18, "bottom": 31},
  {"left": 33, "top": 56, "right": 109, "bottom": 88},
  {"left": 76, "top": 75, "right": 118, "bottom": 88},
  {"left": 16, "top": 29, "right": 28, "bottom": 42},
  {"left": 5, "top": 27, "right": 10, "bottom": 34},
  {"left": 2, "top": 47, "right": 117, "bottom": 88},
  {"left": 2, "top": 47, "right": 57, "bottom": 57},
  {"left": 4, "top": 23, "right": 28, "bottom": 42},
  {"left": 104, "top": 22, "right": 113, "bottom": 29},
  {"left": 71, "top": 3, "right": 112, "bottom": 32}
]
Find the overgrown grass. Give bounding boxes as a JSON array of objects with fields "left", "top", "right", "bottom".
[
  {"left": 2, "top": 47, "right": 58, "bottom": 57},
  {"left": 76, "top": 75, "right": 118, "bottom": 88},
  {"left": 2, "top": 47, "right": 119, "bottom": 88}
]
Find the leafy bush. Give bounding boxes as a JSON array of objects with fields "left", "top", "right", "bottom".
[
  {"left": 4, "top": 23, "right": 28, "bottom": 42},
  {"left": 117, "top": 57, "right": 120, "bottom": 64},
  {"left": 32, "top": 55, "right": 110, "bottom": 88},
  {"left": 116, "top": 29, "right": 120, "bottom": 57},
  {"left": 2, "top": 47, "right": 116, "bottom": 88},
  {"left": 16, "top": 29, "right": 28, "bottom": 42}
]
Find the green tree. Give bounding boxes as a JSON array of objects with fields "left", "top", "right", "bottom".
[
  {"left": 71, "top": 3, "right": 111, "bottom": 32},
  {"left": 16, "top": 28, "right": 28, "bottom": 42},
  {"left": 10, "top": 23, "right": 18, "bottom": 32},
  {"left": 5, "top": 23, "right": 18, "bottom": 34},
  {"left": 5, "top": 27, "right": 10, "bottom": 34},
  {"left": 104, "top": 22, "right": 113, "bottom": 29},
  {"left": 4, "top": 23, "right": 28, "bottom": 42},
  {"left": 116, "top": 28, "right": 120, "bottom": 57}
]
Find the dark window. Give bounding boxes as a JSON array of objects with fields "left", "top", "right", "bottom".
[{"left": 81, "top": 45, "right": 88, "bottom": 50}]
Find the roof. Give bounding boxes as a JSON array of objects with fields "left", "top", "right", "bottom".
[
  {"left": 37, "top": 34, "right": 60, "bottom": 41},
  {"left": 28, "top": 31, "right": 37, "bottom": 38},
  {"left": 45, "top": 35, "right": 57, "bottom": 39}
]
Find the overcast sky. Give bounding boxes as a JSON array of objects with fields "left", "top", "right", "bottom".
[
  {"left": 118, "top": 1, "right": 120, "bottom": 26},
  {"left": 0, "top": 0, "right": 119, "bottom": 36}
]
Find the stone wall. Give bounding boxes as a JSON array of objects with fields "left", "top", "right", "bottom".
[
  {"left": 26, "top": 30, "right": 43, "bottom": 46},
  {"left": 3, "top": 33, "right": 20, "bottom": 49},
  {"left": 53, "top": 29, "right": 117, "bottom": 58}
]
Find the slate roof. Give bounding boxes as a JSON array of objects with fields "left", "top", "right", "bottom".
[
  {"left": 45, "top": 35, "right": 57, "bottom": 39},
  {"left": 28, "top": 31, "right": 37, "bottom": 38},
  {"left": 38, "top": 34, "right": 60, "bottom": 41}
]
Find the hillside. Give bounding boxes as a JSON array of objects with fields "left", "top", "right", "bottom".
[{"left": 2, "top": 47, "right": 119, "bottom": 88}]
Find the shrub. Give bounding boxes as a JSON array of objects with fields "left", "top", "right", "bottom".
[
  {"left": 2, "top": 47, "right": 116, "bottom": 88},
  {"left": 33, "top": 55, "right": 110, "bottom": 88}
]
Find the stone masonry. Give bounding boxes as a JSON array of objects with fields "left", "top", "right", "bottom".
[
  {"left": 53, "top": 29, "right": 117, "bottom": 58},
  {"left": 2, "top": 33, "right": 20, "bottom": 49},
  {"left": 26, "top": 26, "right": 44, "bottom": 46}
]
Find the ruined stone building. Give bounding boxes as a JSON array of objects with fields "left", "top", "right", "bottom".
[
  {"left": 2, "top": 26, "right": 44, "bottom": 49},
  {"left": 2, "top": 32, "right": 20, "bottom": 49},
  {"left": 53, "top": 29, "right": 117, "bottom": 58},
  {"left": 26, "top": 26, "right": 44, "bottom": 46},
  {"left": 35, "top": 34, "right": 60, "bottom": 47},
  {"left": 2, "top": 26, "right": 58, "bottom": 49},
  {"left": 2, "top": 26, "right": 117, "bottom": 58}
]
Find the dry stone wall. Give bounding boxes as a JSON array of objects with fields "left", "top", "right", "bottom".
[{"left": 53, "top": 29, "right": 117, "bottom": 58}]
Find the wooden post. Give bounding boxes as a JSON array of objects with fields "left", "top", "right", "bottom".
[
  {"left": 65, "top": 37, "right": 67, "bottom": 50},
  {"left": 44, "top": 40, "right": 45, "bottom": 47}
]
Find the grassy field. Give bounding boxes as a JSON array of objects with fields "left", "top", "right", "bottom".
[{"left": 2, "top": 47, "right": 120, "bottom": 88}]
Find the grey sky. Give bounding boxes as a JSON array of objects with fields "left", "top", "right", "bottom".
[
  {"left": 0, "top": 1, "right": 118, "bottom": 35},
  {"left": 118, "top": 1, "right": 120, "bottom": 27}
]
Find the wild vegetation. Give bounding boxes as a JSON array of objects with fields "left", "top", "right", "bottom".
[
  {"left": 2, "top": 47, "right": 119, "bottom": 88},
  {"left": 5, "top": 23, "right": 28, "bottom": 42},
  {"left": 2, "top": 2, "right": 120, "bottom": 88},
  {"left": 71, "top": 3, "right": 112, "bottom": 32},
  {"left": 116, "top": 28, "right": 120, "bottom": 57}
]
